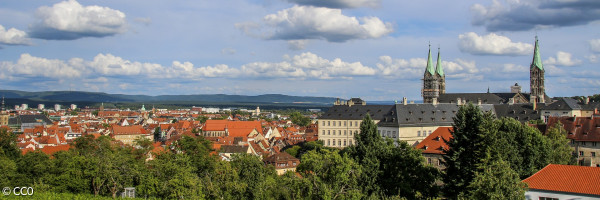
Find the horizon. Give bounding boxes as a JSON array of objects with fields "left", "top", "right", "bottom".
[{"left": 1, "top": 1, "right": 599, "bottom": 101}]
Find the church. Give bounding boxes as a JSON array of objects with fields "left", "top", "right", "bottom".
[{"left": 422, "top": 36, "right": 551, "bottom": 105}]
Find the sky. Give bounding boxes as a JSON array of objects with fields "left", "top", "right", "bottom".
[{"left": 0, "top": 0, "right": 599, "bottom": 101}]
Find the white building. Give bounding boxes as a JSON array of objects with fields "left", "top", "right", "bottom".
[
  {"left": 38, "top": 104, "right": 45, "bottom": 110},
  {"left": 70, "top": 104, "right": 77, "bottom": 110},
  {"left": 54, "top": 104, "right": 61, "bottom": 111},
  {"left": 21, "top": 104, "right": 28, "bottom": 110},
  {"left": 203, "top": 107, "right": 220, "bottom": 113}
]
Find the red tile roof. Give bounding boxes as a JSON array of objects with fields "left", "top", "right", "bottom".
[
  {"left": 522, "top": 164, "right": 600, "bottom": 196},
  {"left": 546, "top": 117, "right": 600, "bottom": 142},
  {"left": 40, "top": 144, "right": 71, "bottom": 155},
  {"left": 203, "top": 120, "right": 228, "bottom": 131},
  {"left": 112, "top": 125, "right": 146, "bottom": 135},
  {"left": 414, "top": 127, "right": 453, "bottom": 154}
]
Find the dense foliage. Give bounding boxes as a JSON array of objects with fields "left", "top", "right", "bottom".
[{"left": 443, "top": 103, "right": 574, "bottom": 199}]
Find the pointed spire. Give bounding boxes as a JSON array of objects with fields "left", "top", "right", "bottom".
[
  {"left": 426, "top": 43, "right": 435, "bottom": 75},
  {"left": 531, "top": 36, "right": 544, "bottom": 71},
  {"left": 435, "top": 47, "right": 444, "bottom": 77}
]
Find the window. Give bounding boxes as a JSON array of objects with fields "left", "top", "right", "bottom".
[
  {"left": 428, "top": 130, "right": 432, "bottom": 135},
  {"left": 322, "top": 121, "right": 325, "bottom": 126},
  {"left": 338, "top": 140, "right": 341, "bottom": 146},
  {"left": 332, "top": 139, "right": 336, "bottom": 146},
  {"left": 580, "top": 151, "right": 584, "bottom": 156},
  {"left": 437, "top": 160, "right": 441, "bottom": 166},
  {"left": 327, "top": 130, "right": 330, "bottom": 135},
  {"left": 344, "top": 121, "right": 346, "bottom": 126},
  {"left": 328, "top": 121, "right": 330, "bottom": 126},
  {"left": 333, "top": 121, "right": 335, "bottom": 127},
  {"left": 593, "top": 142, "right": 597, "bottom": 147},
  {"left": 344, "top": 140, "right": 347, "bottom": 146},
  {"left": 344, "top": 130, "right": 347, "bottom": 135},
  {"left": 327, "top": 139, "right": 330, "bottom": 146},
  {"left": 427, "top": 158, "right": 432, "bottom": 164},
  {"left": 571, "top": 139, "right": 575, "bottom": 144},
  {"left": 322, "top": 130, "right": 325, "bottom": 135},
  {"left": 539, "top": 197, "right": 558, "bottom": 200},
  {"left": 338, "top": 130, "right": 341, "bottom": 135},
  {"left": 418, "top": 131, "right": 421, "bottom": 136},
  {"left": 582, "top": 141, "right": 587, "bottom": 146},
  {"left": 338, "top": 121, "right": 341, "bottom": 126},
  {"left": 393, "top": 131, "right": 396, "bottom": 138},
  {"left": 592, "top": 152, "right": 596, "bottom": 157}
]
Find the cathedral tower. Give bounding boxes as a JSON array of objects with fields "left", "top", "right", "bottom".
[
  {"left": 530, "top": 36, "right": 545, "bottom": 103},
  {"left": 422, "top": 45, "right": 440, "bottom": 103},
  {"left": 435, "top": 47, "right": 445, "bottom": 95}
]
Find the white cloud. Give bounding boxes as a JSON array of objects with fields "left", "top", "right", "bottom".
[
  {"left": 286, "top": 0, "right": 380, "bottom": 8},
  {"left": 29, "top": 0, "right": 127, "bottom": 40},
  {"left": 544, "top": 51, "right": 582, "bottom": 66},
  {"left": 376, "top": 55, "right": 479, "bottom": 80},
  {"left": 241, "top": 52, "right": 376, "bottom": 79},
  {"left": 0, "top": 25, "right": 31, "bottom": 45},
  {"left": 458, "top": 32, "right": 533, "bottom": 56},
  {"left": 590, "top": 39, "right": 600, "bottom": 52},
  {"left": 237, "top": 5, "right": 393, "bottom": 43},
  {"left": 0, "top": 54, "right": 83, "bottom": 78},
  {"left": 471, "top": 0, "right": 600, "bottom": 32}
]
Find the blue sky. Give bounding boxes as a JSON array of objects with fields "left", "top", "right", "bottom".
[{"left": 1, "top": 0, "right": 599, "bottom": 101}]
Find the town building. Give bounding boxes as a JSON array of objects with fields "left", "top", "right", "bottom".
[
  {"left": 523, "top": 164, "right": 600, "bottom": 199},
  {"left": 414, "top": 127, "right": 452, "bottom": 169},
  {"left": 318, "top": 98, "right": 392, "bottom": 148},
  {"left": 264, "top": 152, "right": 300, "bottom": 175},
  {"left": 111, "top": 125, "right": 152, "bottom": 146},
  {"left": 546, "top": 116, "right": 600, "bottom": 167}
]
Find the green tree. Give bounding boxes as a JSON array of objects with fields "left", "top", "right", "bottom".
[
  {"left": 461, "top": 152, "right": 526, "bottom": 200},
  {"left": 546, "top": 122, "right": 575, "bottom": 165},
  {"left": 345, "top": 114, "right": 382, "bottom": 197},
  {"left": 170, "top": 136, "right": 216, "bottom": 176},
  {"left": 298, "top": 148, "right": 364, "bottom": 199},
  {"left": 196, "top": 115, "right": 209, "bottom": 123},
  {"left": 153, "top": 127, "right": 161, "bottom": 142},
  {"left": 16, "top": 151, "right": 51, "bottom": 186},
  {"left": 442, "top": 103, "right": 495, "bottom": 199},
  {"left": 346, "top": 114, "right": 440, "bottom": 199},
  {"left": 290, "top": 111, "right": 311, "bottom": 127},
  {"left": 139, "top": 152, "right": 204, "bottom": 199},
  {"left": 230, "top": 153, "right": 277, "bottom": 199},
  {"left": 0, "top": 128, "right": 20, "bottom": 160},
  {"left": 0, "top": 156, "right": 17, "bottom": 187}
]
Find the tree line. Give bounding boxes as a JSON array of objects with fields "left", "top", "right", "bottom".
[{"left": 0, "top": 103, "right": 573, "bottom": 199}]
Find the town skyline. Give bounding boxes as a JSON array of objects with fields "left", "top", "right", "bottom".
[{"left": 1, "top": 0, "right": 599, "bottom": 101}]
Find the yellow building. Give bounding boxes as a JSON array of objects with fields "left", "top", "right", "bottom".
[{"left": 318, "top": 98, "right": 391, "bottom": 148}]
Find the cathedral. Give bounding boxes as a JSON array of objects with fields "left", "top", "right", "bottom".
[{"left": 422, "top": 36, "right": 550, "bottom": 104}]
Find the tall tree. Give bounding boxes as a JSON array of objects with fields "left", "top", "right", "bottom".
[
  {"left": 461, "top": 152, "right": 527, "bottom": 200},
  {"left": 545, "top": 122, "right": 575, "bottom": 165},
  {"left": 442, "top": 103, "right": 495, "bottom": 199},
  {"left": 346, "top": 114, "right": 382, "bottom": 196}
]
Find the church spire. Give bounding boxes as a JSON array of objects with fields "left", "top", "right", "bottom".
[
  {"left": 435, "top": 47, "right": 444, "bottom": 77},
  {"left": 425, "top": 43, "right": 435, "bottom": 75},
  {"left": 531, "top": 36, "right": 544, "bottom": 71}
]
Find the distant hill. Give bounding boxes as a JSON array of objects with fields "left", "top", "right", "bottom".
[{"left": 0, "top": 90, "right": 339, "bottom": 105}]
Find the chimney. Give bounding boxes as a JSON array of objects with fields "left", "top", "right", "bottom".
[
  {"left": 457, "top": 98, "right": 462, "bottom": 105},
  {"left": 403, "top": 97, "right": 407, "bottom": 105},
  {"left": 509, "top": 98, "right": 514, "bottom": 105},
  {"left": 432, "top": 98, "right": 438, "bottom": 105},
  {"left": 477, "top": 98, "right": 482, "bottom": 105},
  {"left": 585, "top": 96, "right": 590, "bottom": 105}
]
